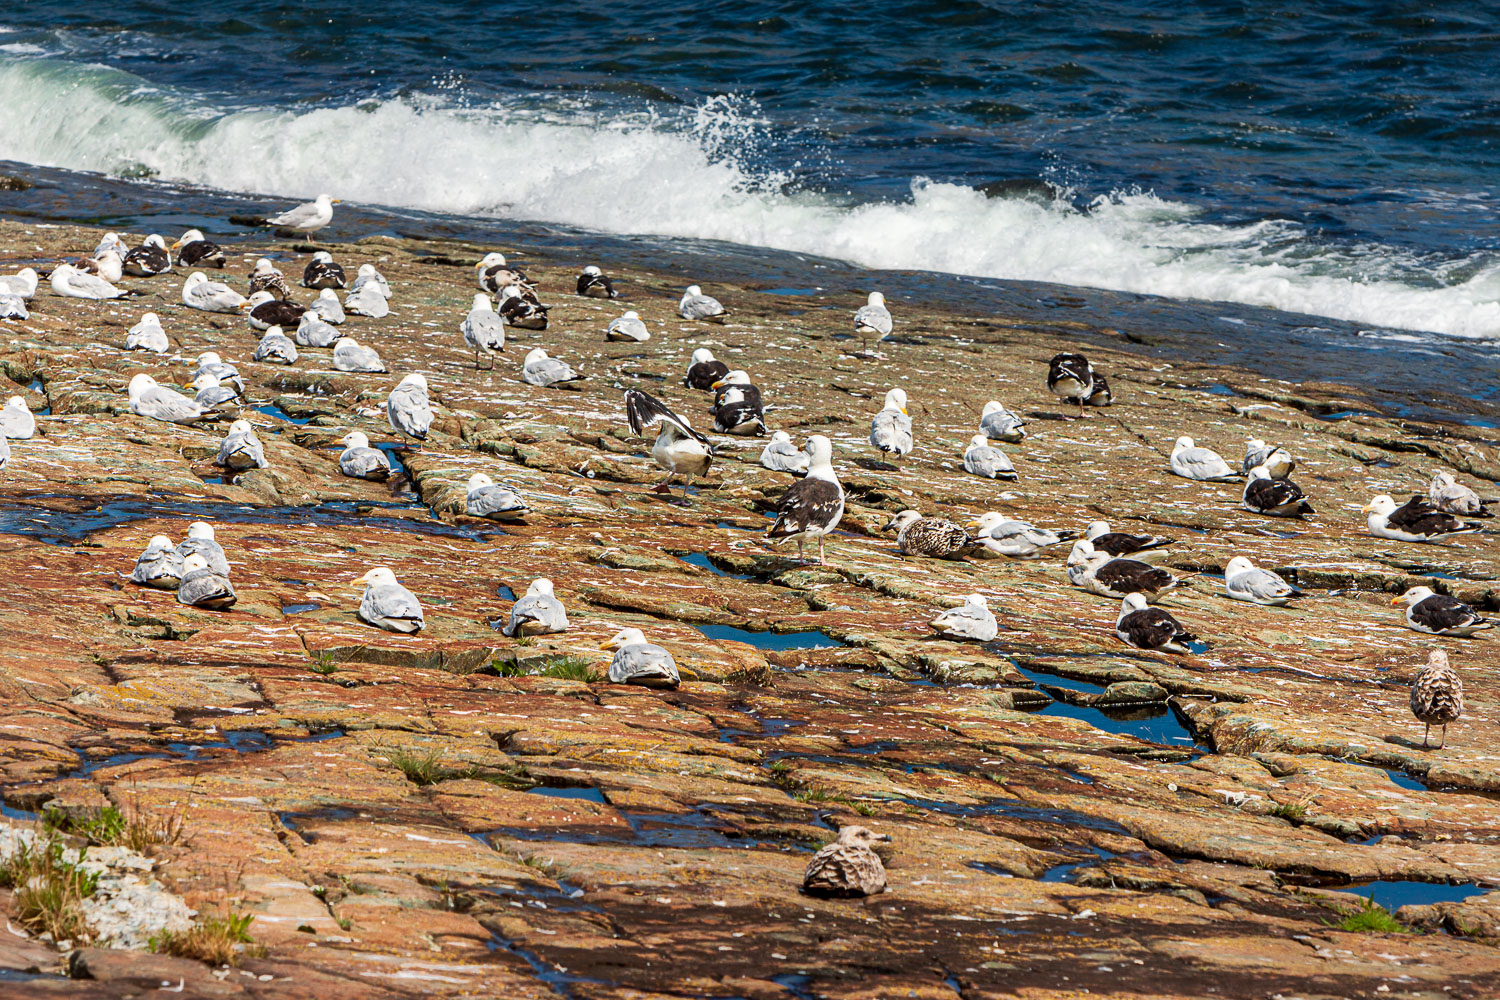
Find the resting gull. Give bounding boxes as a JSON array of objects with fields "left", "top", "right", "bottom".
[
  {"left": 301, "top": 251, "right": 345, "bottom": 290},
  {"left": 1083, "top": 521, "right": 1169, "bottom": 557},
  {"left": 1393, "top": 587, "right": 1491, "bottom": 637},
  {"left": 466, "top": 472, "right": 529, "bottom": 522},
  {"left": 884, "top": 510, "right": 975, "bottom": 560},
  {"left": 294, "top": 309, "right": 340, "bottom": 347},
  {"left": 803, "top": 826, "right": 890, "bottom": 897},
  {"left": 767, "top": 435, "right": 843, "bottom": 564},
  {"left": 175, "top": 522, "right": 230, "bottom": 577},
  {"left": 869, "top": 388, "right": 913, "bottom": 457},
  {"left": 266, "top": 193, "right": 338, "bottom": 233},
  {"left": 192, "top": 353, "right": 244, "bottom": 395},
  {"left": 252, "top": 326, "right": 299, "bottom": 365},
  {"left": 354, "top": 567, "right": 424, "bottom": 633},
  {"left": 81, "top": 249, "right": 123, "bottom": 284},
  {"left": 246, "top": 290, "right": 305, "bottom": 330},
  {"left": 1429, "top": 471, "right": 1496, "bottom": 518},
  {"left": 216, "top": 419, "right": 267, "bottom": 471},
  {"left": 128, "top": 374, "right": 207, "bottom": 425},
  {"left": 337, "top": 431, "right": 391, "bottom": 481},
  {"left": 576, "top": 265, "right": 617, "bottom": 299},
  {"left": 1067, "top": 539, "right": 1183, "bottom": 601},
  {"left": 979, "top": 401, "right": 1026, "bottom": 442},
  {"left": 710, "top": 370, "right": 766, "bottom": 436},
  {"left": 603, "top": 627, "right": 680, "bottom": 688},
  {"left": 1224, "top": 556, "right": 1302, "bottom": 606},
  {"left": 498, "top": 284, "right": 547, "bottom": 330},
  {"left": 1170, "top": 437, "right": 1240, "bottom": 482},
  {"left": 462, "top": 293, "right": 505, "bottom": 369},
  {"left": 1116, "top": 593, "right": 1198, "bottom": 653},
  {"left": 93, "top": 232, "right": 128, "bottom": 258},
  {"left": 182, "top": 271, "right": 247, "bottom": 313},
  {"left": 0, "top": 268, "right": 38, "bottom": 298},
  {"left": 191, "top": 374, "right": 240, "bottom": 411},
  {"left": 122, "top": 234, "right": 171, "bottom": 277},
  {"left": 333, "top": 336, "right": 386, "bottom": 373},
  {"left": 51, "top": 263, "right": 130, "bottom": 300},
  {"left": 344, "top": 283, "right": 390, "bottom": 318},
  {"left": 1410, "top": 649, "right": 1463, "bottom": 748},
  {"left": 679, "top": 284, "right": 728, "bottom": 321},
  {"left": 130, "top": 535, "right": 183, "bottom": 590},
  {"left": 963, "top": 433, "right": 1016, "bottom": 480},
  {"left": 1243, "top": 465, "right": 1314, "bottom": 518},
  {"left": 684, "top": 348, "right": 728, "bottom": 389},
  {"left": 349, "top": 263, "right": 390, "bottom": 298},
  {"left": 930, "top": 594, "right": 999, "bottom": 642},
  {"left": 606, "top": 309, "right": 650, "bottom": 342},
  {"left": 1363, "top": 494, "right": 1482, "bottom": 544},
  {"left": 969, "top": 512, "right": 1072, "bottom": 559},
  {"left": 522, "top": 348, "right": 581, "bottom": 388},
  {"left": 0, "top": 294, "right": 27, "bottom": 320},
  {"left": 624, "top": 389, "right": 713, "bottom": 493},
  {"left": 311, "top": 288, "right": 346, "bottom": 324},
  {"left": 249, "top": 258, "right": 292, "bottom": 299},
  {"left": 177, "top": 553, "right": 236, "bottom": 610},
  {"left": 1, "top": 397, "right": 35, "bottom": 439},
  {"left": 0, "top": 435, "right": 9, "bottom": 471},
  {"left": 387, "top": 374, "right": 433, "bottom": 447},
  {"left": 126, "top": 312, "right": 169, "bottom": 353},
  {"left": 1243, "top": 438, "right": 1295, "bottom": 479},
  {"left": 171, "top": 230, "right": 225, "bottom": 269},
  {"left": 500, "top": 578, "right": 570, "bottom": 636},
  {"left": 759, "top": 430, "right": 809, "bottom": 474},
  {"left": 475, "top": 253, "right": 530, "bottom": 294}
]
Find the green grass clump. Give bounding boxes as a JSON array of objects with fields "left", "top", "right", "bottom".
[
  {"left": 308, "top": 651, "right": 340, "bottom": 676},
  {"left": 45, "top": 797, "right": 185, "bottom": 853},
  {"left": 385, "top": 746, "right": 532, "bottom": 789},
  {"left": 152, "top": 911, "right": 259, "bottom": 965},
  {"left": 1269, "top": 802, "right": 1306, "bottom": 822},
  {"left": 0, "top": 837, "right": 100, "bottom": 943},
  {"left": 388, "top": 747, "right": 444, "bottom": 786},
  {"left": 1333, "top": 896, "right": 1411, "bottom": 934},
  {"left": 492, "top": 655, "right": 598, "bottom": 681}
]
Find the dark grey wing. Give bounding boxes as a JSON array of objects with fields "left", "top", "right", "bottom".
[
  {"left": 1095, "top": 558, "right": 1173, "bottom": 594},
  {"left": 768, "top": 478, "right": 843, "bottom": 537},
  {"left": 1246, "top": 477, "right": 1305, "bottom": 509},
  {"left": 685, "top": 360, "right": 730, "bottom": 389},
  {"left": 1389, "top": 495, "right": 1469, "bottom": 535},
  {"left": 1412, "top": 595, "right": 1482, "bottom": 631},
  {"left": 624, "top": 389, "right": 710, "bottom": 446},
  {"left": 1047, "top": 353, "right": 1093, "bottom": 392},
  {"left": 1120, "top": 609, "right": 1193, "bottom": 648},
  {"left": 1092, "top": 532, "right": 1168, "bottom": 556}
]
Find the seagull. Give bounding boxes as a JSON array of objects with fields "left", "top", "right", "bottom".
[
  {"left": 349, "top": 264, "right": 390, "bottom": 298},
  {"left": 215, "top": 419, "right": 267, "bottom": 471},
  {"left": 0, "top": 435, "right": 9, "bottom": 471},
  {"left": 684, "top": 348, "right": 728, "bottom": 389},
  {"left": 175, "top": 522, "right": 230, "bottom": 577},
  {"left": 624, "top": 389, "right": 713, "bottom": 493},
  {"left": 246, "top": 290, "right": 305, "bottom": 330},
  {"left": 1224, "top": 556, "right": 1302, "bottom": 606},
  {"left": 870, "top": 388, "right": 913, "bottom": 457},
  {"left": 709, "top": 370, "right": 766, "bottom": 435},
  {"left": 252, "top": 326, "right": 299, "bottom": 365},
  {"left": 337, "top": 431, "right": 391, "bottom": 481},
  {"left": 344, "top": 283, "right": 390, "bottom": 318},
  {"left": 759, "top": 430, "right": 810, "bottom": 474},
  {"left": 80, "top": 249, "right": 123, "bottom": 284},
  {"left": 50, "top": 263, "right": 130, "bottom": 300},
  {"left": 679, "top": 284, "right": 727, "bottom": 321},
  {"left": 1410, "top": 649, "right": 1463, "bottom": 748},
  {"left": 294, "top": 309, "right": 340, "bottom": 348},
  {"left": 497, "top": 284, "right": 547, "bottom": 330},
  {"left": 121, "top": 234, "right": 171, "bottom": 277},
  {"left": 1170, "top": 437, "right": 1240, "bottom": 482},
  {"left": 171, "top": 230, "right": 225, "bottom": 268},
  {"left": 191, "top": 373, "right": 240, "bottom": 411},
  {"left": 301, "top": 251, "right": 345, "bottom": 290},
  {"left": 501, "top": 579, "right": 570, "bottom": 636},
  {"left": 606, "top": 310, "right": 650, "bottom": 342},
  {"left": 462, "top": 293, "right": 505, "bottom": 369},
  {"left": 884, "top": 510, "right": 976, "bottom": 560},
  {"left": 249, "top": 258, "right": 293, "bottom": 299},
  {"left": 177, "top": 553, "right": 236, "bottom": 610},
  {"left": 576, "top": 265, "right": 617, "bottom": 298},
  {"left": 767, "top": 435, "right": 843, "bottom": 564},
  {"left": 963, "top": 434, "right": 1017, "bottom": 480},
  {"left": 475, "top": 252, "right": 530, "bottom": 293},
  {"left": 387, "top": 374, "right": 433, "bottom": 447},
  {"left": 130, "top": 535, "right": 183, "bottom": 590},
  {"left": 266, "top": 193, "right": 338, "bottom": 233},
  {"left": 332, "top": 336, "right": 385, "bottom": 373},
  {"left": 182, "top": 271, "right": 248, "bottom": 313},
  {"left": 128, "top": 374, "right": 207, "bottom": 425},
  {"left": 1067, "top": 539, "right": 1183, "bottom": 601},
  {"left": 311, "top": 288, "right": 346, "bottom": 324},
  {"left": 522, "top": 348, "right": 581, "bottom": 388},
  {"left": 466, "top": 472, "right": 529, "bottom": 522},
  {"left": 1243, "top": 439, "right": 1295, "bottom": 479},
  {"left": 969, "top": 512, "right": 1072, "bottom": 559},
  {"left": 1243, "top": 465, "right": 1314, "bottom": 517},
  {"left": 0, "top": 294, "right": 26, "bottom": 320},
  {"left": 1392, "top": 587, "right": 1491, "bottom": 637},
  {"left": 1, "top": 397, "right": 35, "bottom": 439},
  {"left": 852, "top": 292, "right": 893, "bottom": 349},
  {"left": 126, "top": 312, "right": 169, "bottom": 353},
  {"left": 0, "top": 268, "right": 39, "bottom": 298},
  {"left": 354, "top": 567, "right": 424, "bottom": 633},
  {"left": 93, "top": 232, "right": 128, "bottom": 259},
  {"left": 979, "top": 401, "right": 1026, "bottom": 443},
  {"left": 1116, "top": 593, "right": 1198, "bottom": 653},
  {"left": 930, "top": 594, "right": 999, "bottom": 642},
  {"left": 191, "top": 353, "right": 244, "bottom": 395},
  {"left": 803, "top": 826, "right": 890, "bottom": 897},
  {"left": 1082, "top": 521, "right": 1170, "bottom": 557},
  {"left": 603, "top": 627, "right": 680, "bottom": 688},
  {"left": 1363, "top": 494, "right": 1482, "bottom": 544},
  {"left": 1429, "top": 471, "right": 1496, "bottom": 518},
  {"left": 1047, "top": 352, "right": 1096, "bottom": 416}
]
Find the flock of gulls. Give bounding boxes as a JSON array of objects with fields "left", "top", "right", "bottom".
[{"left": 0, "top": 192, "right": 1489, "bottom": 896}]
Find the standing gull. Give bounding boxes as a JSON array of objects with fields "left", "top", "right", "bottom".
[
  {"left": 606, "top": 310, "right": 650, "bottom": 342},
  {"left": 128, "top": 374, "right": 207, "bottom": 425},
  {"left": 684, "top": 348, "right": 728, "bottom": 389},
  {"left": 930, "top": 594, "right": 999, "bottom": 642},
  {"left": 852, "top": 292, "right": 893, "bottom": 350},
  {"left": 126, "top": 312, "right": 169, "bottom": 353},
  {"left": 969, "top": 512, "right": 1072, "bottom": 559},
  {"left": 387, "top": 374, "right": 433, "bottom": 447},
  {"left": 522, "top": 349, "right": 581, "bottom": 388},
  {"left": 466, "top": 473, "right": 529, "bottom": 522},
  {"left": 215, "top": 419, "right": 267, "bottom": 471},
  {"left": 50, "top": 264, "right": 130, "bottom": 300},
  {"left": 1083, "top": 521, "right": 1169, "bottom": 557},
  {"left": 182, "top": 271, "right": 247, "bottom": 313},
  {"left": 177, "top": 554, "right": 236, "bottom": 610},
  {"left": 803, "top": 826, "right": 890, "bottom": 898},
  {"left": 884, "top": 510, "right": 975, "bottom": 560},
  {"left": 603, "top": 628, "right": 680, "bottom": 688},
  {"left": 337, "top": 431, "right": 390, "bottom": 481},
  {"left": 354, "top": 567, "right": 424, "bottom": 633},
  {"left": 1363, "top": 494, "right": 1482, "bottom": 543},
  {"left": 1116, "top": 593, "right": 1198, "bottom": 653},
  {"left": 1410, "top": 649, "right": 1463, "bottom": 748},
  {"left": 301, "top": 251, "right": 345, "bottom": 290},
  {"left": 1067, "top": 539, "right": 1183, "bottom": 601},
  {"left": 869, "top": 388, "right": 913, "bottom": 458},
  {"left": 1046, "top": 352, "right": 1096, "bottom": 416},
  {"left": 333, "top": 336, "right": 386, "bottom": 373},
  {"left": 1429, "top": 471, "right": 1496, "bottom": 517},
  {"left": 171, "top": 230, "right": 225, "bottom": 269},
  {"left": 131, "top": 535, "right": 183, "bottom": 590},
  {"left": 1, "top": 397, "right": 35, "bottom": 439},
  {"left": 760, "top": 430, "right": 810, "bottom": 474},
  {"left": 624, "top": 389, "right": 713, "bottom": 493},
  {"left": 1224, "top": 556, "right": 1302, "bottom": 606},
  {"left": 501, "top": 579, "right": 569, "bottom": 636},
  {"left": 767, "top": 435, "right": 843, "bottom": 564},
  {"left": 1170, "top": 437, "right": 1240, "bottom": 482},
  {"left": 709, "top": 371, "right": 766, "bottom": 436},
  {"left": 1392, "top": 587, "right": 1491, "bottom": 637},
  {"left": 1243, "top": 439, "right": 1295, "bottom": 479},
  {"left": 576, "top": 265, "right": 617, "bottom": 298},
  {"left": 462, "top": 293, "right": 505, "bottom": 369},
  {"left": 252, "top": 326, "right": 299, "bottom": 365},
  {"left": 979, "top": 401, "right": 1026, "bottom": 442},
  {"left": 176, "top": 522, "right": 230, "bottom": 577},
  {"left": 266, "top": 193, "right": 338, "bottom": 233},
  {"left": 679, "top": 284, "right": 728, "bottom": 321},
  {"left": 963, "top": 434, "right": 1016, "bottom": 480},
  {"left": 1243, "top": 465, "right": 1315, "bottom": 517}
]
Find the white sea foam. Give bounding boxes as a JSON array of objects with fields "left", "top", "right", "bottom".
[{"left": 2, "top": 56, "right": 1499, "bottom": 338}]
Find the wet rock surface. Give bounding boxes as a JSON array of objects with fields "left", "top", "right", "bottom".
[{"left": 1, "top": 219, "right": 1500, "bottom": 996}]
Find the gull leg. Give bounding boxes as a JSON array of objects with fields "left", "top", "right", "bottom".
[
  {"left": 796, "top": 538, "right": 805, "bottom": 563},
  {"left": 1422, "top": 723, "right": 1430, "bottom": 748},
  {"left": 818, "top": 535, "right": 827, "bottom": 566},
  {"left": 1439, "top": 724, "right": 1447, "bottom": 750}
]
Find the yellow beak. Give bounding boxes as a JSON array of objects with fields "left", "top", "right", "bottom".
[
  {"left": 1359, "top": 504, "right": 1373, "bottom": 513},
  {"left": 1390, "top": 596, "right": 1404, "bottom": 606},
  {"left": 332, "top": 198, "right": 342, "bottom": 204},
  {"left": 170, "top": 238, "right": 183, "bottom": 250},
  {"left": 238, "top": 301, "right": 253, "bottom": 312},
  {"left": 710, "top": 379, "right": 724, "bottom": 389},
  {"left": 899, "top": 407, "right": 908, "bottom": 415}
]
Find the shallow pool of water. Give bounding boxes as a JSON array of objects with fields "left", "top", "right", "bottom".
[{"left": 695, "top": 623, "right": 846, "bottom": 650}]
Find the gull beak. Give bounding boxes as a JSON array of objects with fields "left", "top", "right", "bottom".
[
  {"left": 1390, "top": 596, "right": 1404, "bottom": 606},
  {"left": 1359, "top": 503, "right": 1373, "bottom": 513},
  {"left": 170, "top": 238, "right": 183, "bottom": 250},
  {"left": 238, "top": 301, "right": 253, "bottom": 313},
  {"left": 899, "top": 407, "right": 908, "bottom": 415},
  {"left": 332, "top": 198, "right": 342, "bottom": 204},
  {"left": 599, "top": 640, "right": 616, "bottom": 651},
  {"left": 965, "top": 519, "right": 980, "bottom": 529},
  {"left": 710, "top": 379, "right": 724, "bottom": 389},
  {"left": 353, "top": 571, "right": 373, "bottom": 585}
]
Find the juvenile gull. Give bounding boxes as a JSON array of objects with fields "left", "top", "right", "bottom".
[
  {"left": 522, "top": 348, "right": 581, "bottom": 388},
  {"left": 760, "top": 430, "right": 810, "bottom": 474},
  {"left": 930, "top": 594, "right": 999, "bottom": 642},
  {"left": 1046, "top": 352, "right": 1096, "bottom": 415},
  {"left": 1, "top": 397, "right": 34, "bottom": 439},
  {"left": 969, "top": 512, "right": 1071, "bottom": 559},
  {"left": 182, "top": 271, "right": 247, "bottom": 313},
  {"left": 1116, "top": 593, "right": 1198, "bottom": 653},
  {"left": 177, "top": 553, "right": 236, "bottom": 610},
  {"left": 462, "top": 293, "right": 505, "bottom": 369},
  {"left": 338, "top": 431, "right": 391, "bottom": 481},
  {"left": 311, "top": 287, "right": 346, "bottom": 324},
  {"left": 192, "top": 353, "right": 244, "bottom": 395},
  {"left": 1067, "top": 539, "right": 1182, "bottom": 601},
  {"left": 963, "top": 433, "right": 1016, "bottom": 480},
  {"left": 1393, "top": 587, "right": 1491, "bottom": 637},
  {"left": 869, "top": 388, "right": 913, "bottom": 457},
  {"left": 175, "top": 521, "right": 230, "bottom": 577},
  {"left": 1083, "top": 520, "right": 1170, "bottom": 557},
  {"left": 884, "top": 510, "right": 975, "bottom": 560},
  {"left": 252, "top": 325, "right": 299, "bottom": 365},
  {"left": 121, "top": 234, "right": 171, "bottom": 277},
  {"left": 79, "top": 249, "right": 122, "bottom": 284},
  {"left": 249, "top": 258, "right": 292, "bottom": 299},
  {"left": 684, "top": 348, "right": 728, "bottom": 389},
  {"left": 679, "top": 284, "right": 727, "bottom": 321},
  {"left": 266, "top": 193, "right": 337, "bottom": 233},
  {"left": 979, "top": 400, "right": 1026, "bottom": 442},
  {"left": 294, "top": 309, "right": 340, "bottom": 348},
  {"left": 246, "top": 290, "right": 305, "bottom": 330},
  {"left": 501, "top": 578, "right": 569, "bottom": 636},
  {"left": 349, "top": 263, "right": 390, "bottom": 298},
  {"left": 126, "top": 312, "right": 169, "bottom": 353},
  {"left": 1363, "top": 494, "right": 1482, "bottom": 544},
  {"left": 0, "top": 295, "right": 27, "bottom": 320},
  {"left": 216, "top": 419, "right": 267, "bottom": 471},
  {"left": 1410, "top": 649, "right": 1463, "bottom": 748},
  {"left": 576, "top": 265, "right": 617, "bottom": 298},
  {"left": 624, "top": 389, "right": 713, "bottom": 492},
  {"left": 475, "top": 253, "right": 530, "bottom": 293},
  {"left": 710, "top": 370, "right": 766, "bottom": 435},
  {"left": 130, "top": 535, "right": 183, "bottom": 590},
  {"left": 171, "top": 230, "right": 225, "bottom": 268},
  {"left": 344, "top": 283, "right": 390, "bottom": 318},
  {"left": 1243, "top": 465, "right": 1314, "bottom": 517},
  {"left": 603, "top": 627, "right": 680, "bottom": 688},
  {"left": 354, "top": 567, "right": 424, "bottom": 633},
  {"left": 333, "top": 336, "right": 386, "bottom": 373},
  {"left": 606, "top": 310, "right": 650, "bottom": 342},
  {"left": 301, "top": 251, "right": 345, "bottom": 290},
  {"left": 1243, "top": 438, "right": 1295, "bottom": 479},
  {"left": 767, "top": 435, "right": 843, "bottom": 564},
  {"left": 1429, "top": 471, "right": 1496, "bottom": 518},
  {"left": 1224, "top": 555, "right": 1302, "bottom": 606},
  {"left": 51, "top": 263, "right": 130, "bottom": 300},
  {"left": 128, "top": 374, "right": 207, "bottom": 425},
  {"left": 466, "top": 472, "right": 529, "bottom": 522},
  {"left": 0, "top": 268, "right": 39, "bottom": 298},
  {"left": 387, "top": 374, "right": 433, "bottom": 446},
  {"left": 192, "top": 373, "right": 240, "bottom": 411},
  {"left": 1170, "top": 437, "right": 1239, "bottom": 482},
  {"left": 803, "top": 826, "right": 890, "bottom": 897},
  {"left": 498, "top": 284, "right": 547, "bottom": 330}
]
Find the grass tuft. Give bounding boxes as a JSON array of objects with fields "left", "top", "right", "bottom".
[
  {"left": 1269, "top": 802, "right": 1307, "bottom": 823},
  {"left": 307, "top": 651, "right": 340, "bottom": 676},
  {"left": 46, "top": 793, "right": 186, "bottom": 853},
  {"left": 152, "top": 911, "right": 260, "bottom": 965},
  {"left": 0, "top": 835, "right": 99, "bottom": 943},
  {"left": 388, "top": 747, "right": 444, "bottom": 786},
  {"left": 384, "top": 746, "right": 532, "bottom": 788},
  {"left": 492, "top": 655, "right": 598, "bottom": 681},
  {"left": 1331, "top": 896, "right": 1412, "bottom": 934}
]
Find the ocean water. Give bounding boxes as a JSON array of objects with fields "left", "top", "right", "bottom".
[{"left": 1, "top": 3, "right": 1500, "bottom": 343}]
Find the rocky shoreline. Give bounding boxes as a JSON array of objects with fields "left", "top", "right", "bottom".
[{"left": 2, "top": 217, "right": 1500, "bottom": 997}]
